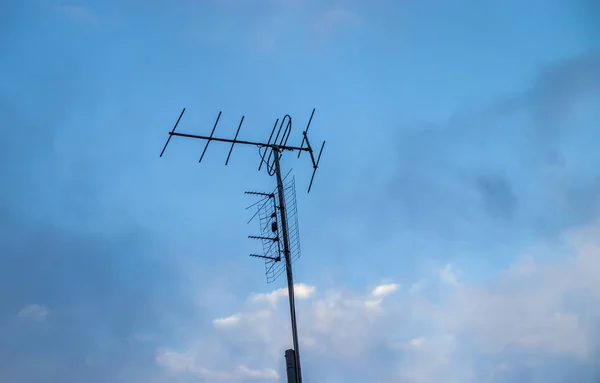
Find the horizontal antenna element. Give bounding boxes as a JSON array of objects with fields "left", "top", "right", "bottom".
[
  {"left": 249, "top": 254, "right": 281, "bottom": 261},
  {"left": 245, "top": 191, "right": 275, "bottom": 198},
  {"left": 159, "top": 108, "right": 326, "bottom": 193}
]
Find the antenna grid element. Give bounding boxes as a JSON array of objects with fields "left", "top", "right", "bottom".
[{"left": 247, "top": 175, "right": 301, "bottom": 284}]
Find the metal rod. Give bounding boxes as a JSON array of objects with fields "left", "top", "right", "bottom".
[
  {"left": 170, "top": 132, "right": 309, "bottom": 153},
  {"left": 273, "top": 149, "right": 302, "bottom": 383},
  {"left": 266, "top": 118, "right": 286, "bottom": 170},
  {"left": 244, "top": 191, "right": 274, "bottom": 197},
  {"left": 303, "top": 132, "right": 317, "bottom": 167},
  {"left": 285, "top": 349, "right": 298, "bottom": 383},
  {"left": 308, "top": 141, "right": 326, "bottom": 193},
  {"left": 249, "top": 254, "right": 280, "bottom": 261},
  {"left": 248, "top": 235, "right": 278, "bottom": 242},
  {"left": 199, "top": 111, "right": 222, "bottom": 162},
  {"left": 225, "top": 116, "right": 245, "bottom": 165},
  {"left": 259, "top": 119, "right": 279, "bottom": 172},
  {"left": 160, "top": 108, "right": 185, "bottom": 157},
  {"left": 297, "top": 109, "right": 315, "bottom": 158},
  {"left": 278, "top": 115, "right": 293, "bottom": 147}
]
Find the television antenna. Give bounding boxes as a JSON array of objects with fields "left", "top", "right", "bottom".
[{"left": 159, "top": 107, "right": 325, "bottom": 383}]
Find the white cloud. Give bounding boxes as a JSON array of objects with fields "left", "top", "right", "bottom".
[
  {"left": 371, "top": 283, "right": 399, "bottom": 298},
  {"left": 156, "top": 349, "right": 279, "bottom": 382},
  {"left": 157, "top": 221, "right": 600, "bottom": 382},
  {"left": 212, "top": 313, "right": 242, "bottom": 328},
  {"left": 294, "top": 283, "right": 317, "bottom": 299},
  {"left": 17, "top": 304, "right": 48, "bottom": 322},
  {"left": 250, "top": 289, "right": 286, "bottom": 304},
  {"left": 250, "top": 283, "right": 316, "bottom": 305},
  {"left": 213, "top": 310, "right": 271, "bottom": 329}
]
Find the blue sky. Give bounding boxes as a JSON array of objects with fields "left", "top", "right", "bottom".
[{"left": 1, "top": 0, "right": 599, "bottom": 382}]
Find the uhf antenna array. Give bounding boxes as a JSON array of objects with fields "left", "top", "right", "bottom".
[
  {"left": 246, "top": 174, "right": 301, "bottom": 284},
  {"left": 159, "top": 107, "right": 325, "bottom": 383}
]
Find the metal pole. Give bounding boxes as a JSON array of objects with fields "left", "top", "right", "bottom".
[
  {"left": 273, "top": 148, "right": 302, "bottom": 383},
  {"left": 285, "top": 349, "right": 298, "bottom": 383}
]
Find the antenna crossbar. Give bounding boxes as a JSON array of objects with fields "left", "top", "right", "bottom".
[
  {"left": 244, "top": 191, "right": 275, "bottom": 198},
  {"left": 167, "top": 131, "right": 309, "bottom": 153},
  {"left": 249, "top": 235, "right": 278, "bottom": 242},
  {"left": 249, "top": 254, "right": 281, "bottom": 261}
]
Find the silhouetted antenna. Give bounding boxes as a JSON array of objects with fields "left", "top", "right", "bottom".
[{"left": 160, "top": 107, "right": 324, "bottom": 383}]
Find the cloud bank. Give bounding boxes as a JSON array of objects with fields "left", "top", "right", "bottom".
[{"left": 157, "top": 220, "right": 600, "bottom": 382}]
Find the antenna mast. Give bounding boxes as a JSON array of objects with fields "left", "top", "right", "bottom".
[{"left": 160, "top": 108, "right": 325, "bottom": 383}]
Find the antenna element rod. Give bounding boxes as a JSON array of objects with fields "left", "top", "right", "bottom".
[{"left": 159, "top": 108, "right": 185, "bottom": 157}]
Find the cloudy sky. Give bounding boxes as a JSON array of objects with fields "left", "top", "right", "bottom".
[{"left": 1, "top": 0, "right": 599, "bottom": 382}]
